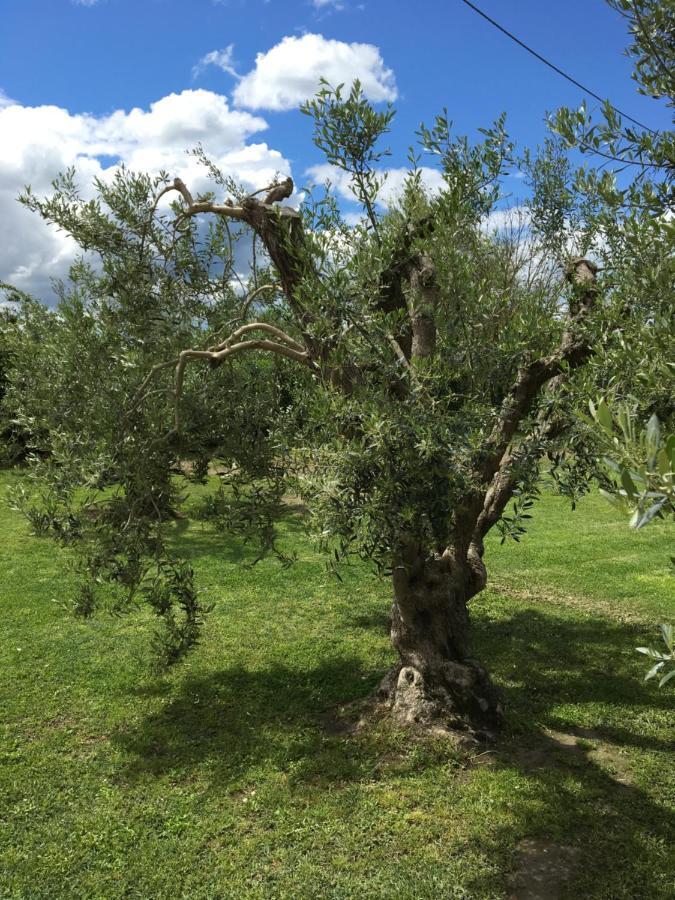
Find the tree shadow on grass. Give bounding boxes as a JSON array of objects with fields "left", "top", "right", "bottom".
[
  {"left": 470, "top": 606, "right": 674, "bottom": 894},
  {"left": 475, "top": 608, "right": 674, "bottom": 748},
  {"left": 167, "top": 506, "right": 311, "bottom": 567},
  {"left": 113, "top": 656, "right": 383, "bottom": 787},
  {"left": 482, "top": 728, "right": 675, "bottom": 899},
  {"left": 116, "top": 608, "right": 673, "bottom": 782},
  {"left": 349, "top": 608, "right": 391, "bottom": 632},
  {"left": 165, "top": 524, "right": 265, "bottom": 566},
  {"left": 112, "top": 604, "right": 674, "bottom": 894}
]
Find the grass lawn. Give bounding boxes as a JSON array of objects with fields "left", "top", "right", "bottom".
[{"left": 0, "top": 471, "right": 673, "bottom": 899}]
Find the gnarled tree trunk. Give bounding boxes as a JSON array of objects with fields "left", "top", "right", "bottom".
[{"left": 379, "top": 543, "right": 503, "bottom": 737}]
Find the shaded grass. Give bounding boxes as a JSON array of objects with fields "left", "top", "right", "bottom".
[{"left": 0, "top": 472, "right": 673, "bottom": 899}]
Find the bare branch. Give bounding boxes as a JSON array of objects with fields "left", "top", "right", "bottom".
[
  {"left": 130, "top": 286, "right": 289, "bottom": 413},
  {"left": 129, "top": 359, "right": 179, "bottom": 412},
  {"left": 479, "top": 258, "right": 599, "bottom": 482},
  {"left": 177, "top": 198, "right": 248, "bottom": 224},
  {"left": 163, "top": 177, "right": 248, "bottom": 224},
  {"left": 172, "top": 177, "right": 194, "bottom": 207},
  {"left": 160, "top": 175, "right": 316, "bottom": 348},
  {"left": 386, "top": 332, "right": 412, "bottom": 370},
  {"left": 147, "top": 182, "right": 177, "bottom": 221},
  {"left": 246, "top": 176, "right": 293, "bottom": 204},
  {"left": 160, "top": 175, "right": 351, "bottom": 392},
  {"left": 173, "top": 338, "right": 314, "bottom": 428},
  {"left": 239, "top": 282, "right": 278, "bottom": 321},
  {"left": 211, "top": 321, "right": 306, "bottom": 355},
  {"left": 200, "top": 283, "right": 279, "bottom": 350}
]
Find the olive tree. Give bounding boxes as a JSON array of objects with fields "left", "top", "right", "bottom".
[{"left": 10, "top": 85, "right": 626, "bottom": 736}]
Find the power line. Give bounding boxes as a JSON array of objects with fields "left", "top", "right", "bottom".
[{"left": 459, "top": 0, "right": 657, "bottom": 135}]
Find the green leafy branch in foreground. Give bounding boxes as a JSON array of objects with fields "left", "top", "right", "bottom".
[
  {"left": 588, "top": 397, "right": 674, "bottom": 530},
  {"left": 587, "top": 397, "right": 673, "bottom": 688},
  {"left": 636, "top": 624, "right": 675, "bottom": 688}
]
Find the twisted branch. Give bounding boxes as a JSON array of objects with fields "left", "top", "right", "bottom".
[
  {"left": 209, "top": 321, "right": 306, "bottom": 355},
  {"left": 200, "top": 283, "right": 279, "bottom": 350},
  {"left": 461, "top": 258, "right": 600, "bottom": 556},
  {"left": 479, "top": 258, "right": 599, "bottom": 483},
  {"left": 173, "top": 335, "right": 314, "bottom": 428}
]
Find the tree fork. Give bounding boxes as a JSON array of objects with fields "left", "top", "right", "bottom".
[{"left": 379, "top": 259, "right": 599, "bottom": 737}]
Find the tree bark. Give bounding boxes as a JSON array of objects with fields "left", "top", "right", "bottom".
[{"left": 379, "top": 545, "right": 503, "bottom": 737}]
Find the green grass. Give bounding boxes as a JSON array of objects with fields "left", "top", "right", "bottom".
[
  {"left": 1, "top": 472, "right": 673, "bottom": 899},
  {"left": 485, "top": 489, "right": 673, "bottom": 619}
]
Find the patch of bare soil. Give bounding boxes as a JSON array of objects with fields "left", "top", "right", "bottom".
[
  {"left": 317, "top": 708, "right": 363, "bottom": 737},
  {"left": 282, "top": 493, "right": 309, "bottom": 515},
  {"left": 549, "top": 726, "right": 634, "bottom": 785},
  {"left": 317, "top": 697, "right": 378, "bottom": 737},
  {"left": 508, "top": 837, "right": 581, "bottom": 900}
]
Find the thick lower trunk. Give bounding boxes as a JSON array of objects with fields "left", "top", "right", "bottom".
[{"left": 380, "top": 550, "right": 503, "bottom": 736}]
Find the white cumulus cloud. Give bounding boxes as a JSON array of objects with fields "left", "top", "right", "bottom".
[
  {"left": 481, "top": 206, "right": 531, "bottom": 234},
  {"left": 0, "top": 90, "right": 292, "bottom": 300},
  {"left": 233, "top": 34, "right": 396, "bottom": 111}
]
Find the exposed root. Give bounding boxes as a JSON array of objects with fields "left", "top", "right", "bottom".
[{"left": 378, "top": 660, "right": 503, "bottom": 740}]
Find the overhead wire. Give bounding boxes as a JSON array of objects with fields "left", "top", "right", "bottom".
[{"left": 459, "top": 0, "right": 658, "bottom": 135}]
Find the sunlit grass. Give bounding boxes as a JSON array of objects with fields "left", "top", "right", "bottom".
[{"left": 1, "top": 471, "right": 673, "bottom": 899}]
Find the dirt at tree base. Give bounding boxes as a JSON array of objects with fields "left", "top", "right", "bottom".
[{"left": 508, "top": 838, "right": 581, "bottom": 900}]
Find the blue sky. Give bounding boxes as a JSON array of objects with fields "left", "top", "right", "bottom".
[{"left": 0, "top": 0, "right": 669, "bottom": 298}]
